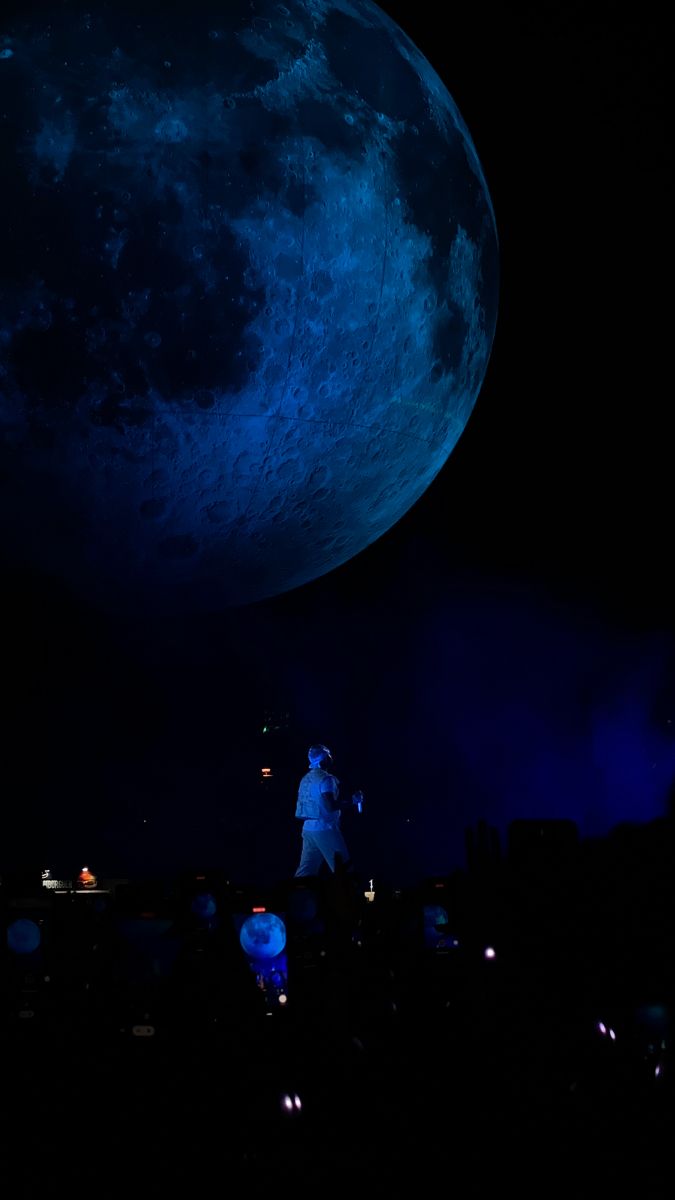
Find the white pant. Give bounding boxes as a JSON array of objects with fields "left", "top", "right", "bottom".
[{"left": 294, "top": 826, "right": 351, "bottom": 876}]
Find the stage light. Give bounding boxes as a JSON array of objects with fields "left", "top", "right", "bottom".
[
  {"left": 280, "top": 1092, "right": 302, "bottom": 1116},
  {"left": 484, "top": 946, "right": 497, "bottom": 960},
  {"left": 7, "top": 918, "right": 41, "bottom": 955}
]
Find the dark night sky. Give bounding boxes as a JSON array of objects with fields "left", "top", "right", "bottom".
[{"left": 3, "top": 3, "right": 672, "bottom": 885}]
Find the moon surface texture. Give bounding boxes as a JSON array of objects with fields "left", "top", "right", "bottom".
[{"left": 0, "top": 0, "right": 498, "bottom": 613}]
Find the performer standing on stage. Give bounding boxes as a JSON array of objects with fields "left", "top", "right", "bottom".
[{"left": 294, "top": 744, "right": 362, "bottom": 877}]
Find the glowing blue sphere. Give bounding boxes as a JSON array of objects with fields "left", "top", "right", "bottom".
[
  {"left": 423, "top": 905, "right": 448, "bottom": 929},
  {"left": 422, "top": 904, "right": 453, "bottom": 950},
  {"left": 7, "top": 918, "right": 42, "bottom": 955},
  {"left": 191, "top": 892, "right": 217, "bottom": 919},
  {"left": 239, "top": 912, "right": 287, "bottom": 960},
  {"left": 0, "top": 0, "right": 498, "bottom": 613}
]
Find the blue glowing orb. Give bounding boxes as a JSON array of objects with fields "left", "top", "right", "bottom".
[
  {"left": 423, "top": 905, "right": 449, "bottom": 929},
  {"left": 239, "top": 912, "right": 287, "bottom": 960},
  {"left": 191, "top": 892, "right": 217, "bottom": 919},
  {"left": 7, "top": 918, "right": 42, "bottom": 955},
  {"left": 423, "top": 904, "right": 453, "bottom": 949},
  {"left": 0, "top": 1, "right": 498, "bottom": 613}
]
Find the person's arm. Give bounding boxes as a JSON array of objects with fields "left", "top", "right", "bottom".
[{"left": 320, "top": 777, "right": 340, "bottom": 812}]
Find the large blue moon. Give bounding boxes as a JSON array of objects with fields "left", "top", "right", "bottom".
[{"left": 0, "top": 1, "right": 498, "bottom": 614}]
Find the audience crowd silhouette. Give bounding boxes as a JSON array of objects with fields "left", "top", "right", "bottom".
[{"left": 2, "top": 811, "right": 671, "bottom": 1198}]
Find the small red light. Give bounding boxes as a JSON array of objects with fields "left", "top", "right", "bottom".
[{"left": 252, "top": 906, "right": 266, "bottom": 913}]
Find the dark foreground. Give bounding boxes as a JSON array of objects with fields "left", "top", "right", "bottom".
[{"left": 2, "top": 824, "right": 672, "bottom": 1198}]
